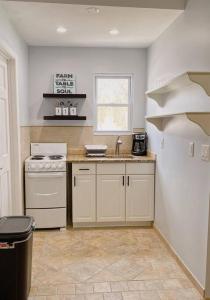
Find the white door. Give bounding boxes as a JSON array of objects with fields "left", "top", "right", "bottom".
[
  {"left": 0, "top": 55, "right": 11, "bottom": 217},
  {"left": 73, "top": 175, "right": 96, "bottom": 223},
  {"left": 97, "top": 175, "right": 125, "bottom": 222},
  {"left": 126, "top": 175, "right": 154, "bottom": 221}
]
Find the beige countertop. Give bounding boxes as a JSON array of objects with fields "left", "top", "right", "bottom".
[{"left": 67, "top": 154, "right": 156, "bottom": 163}]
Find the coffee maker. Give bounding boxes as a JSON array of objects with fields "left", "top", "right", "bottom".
[{"left": 132, "top": 132, "right": 148, "bottom": 156}]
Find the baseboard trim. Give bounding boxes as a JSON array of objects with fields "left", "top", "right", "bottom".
[
  {"left": 73, "top": 221, "right": 153, "bottom": 228},
  {"left": 153, "top": 224, "right": 205, "bottom": 298}
]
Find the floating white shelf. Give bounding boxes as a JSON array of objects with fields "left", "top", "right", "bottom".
[
  {"left": 146, "top": 112, "right": 210, "bottom": 135},
  {"left": 146, "top": 72, "right": 210, "bottom": 101}
]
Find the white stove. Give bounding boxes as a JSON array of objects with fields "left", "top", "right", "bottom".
[{"left": 25, "top": 143, "right": 67, "bottom": 229}]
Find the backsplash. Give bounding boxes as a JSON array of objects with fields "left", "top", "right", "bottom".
[
  {"left": 20, "top": 127, "right": 31, "bottom": 163},
  {"left": 29, "top": 126, "right": 144, "bottom": 155}
]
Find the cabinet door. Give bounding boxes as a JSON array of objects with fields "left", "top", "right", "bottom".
[
  {"left": 126, "top": 175, "right": 154, "bottom": 221},
  {"left": 73, "top": 175, "right": 96, "bottom": 223},
  {"left": 97, "top": 175, "right": 125, "bottom": 222}
]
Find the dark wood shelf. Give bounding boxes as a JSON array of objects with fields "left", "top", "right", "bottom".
[
  {"left": 43, "top": 93, "right": 86, "bottom": 99},
  {"left": 44, "top": 115, "right": 86, "bottom": 120}
]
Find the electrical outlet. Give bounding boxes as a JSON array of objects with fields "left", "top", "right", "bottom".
[
  {"left": 201, "top": 145, "right": 210, "bottom": 161},
  {"left": 188, "top": 142, "right": 194, "bottom": 157}
]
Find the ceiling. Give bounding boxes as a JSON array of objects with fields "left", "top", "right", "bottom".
[
  {"left": 4, "top": 0, "right": 187, "bottom": 10},
  {"left": 2, "top": 1, "right": 183, "bottom": 47}
]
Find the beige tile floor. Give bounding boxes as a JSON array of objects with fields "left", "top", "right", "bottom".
[{"left": 28, "top": 227, "right": 204, "bottom": 300}]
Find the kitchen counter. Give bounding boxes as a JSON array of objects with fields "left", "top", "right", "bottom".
[{"left": 67, "top": 154, "right": 155, "bottom": 163}]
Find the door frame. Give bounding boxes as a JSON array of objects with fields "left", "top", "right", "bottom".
[{"left": 0, "top": 42, "right": 23, "bottom": 215}]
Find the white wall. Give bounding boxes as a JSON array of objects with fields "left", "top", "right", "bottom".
[
  {"left": 28, "top": 46, "right": 146, "bottom": 128},
  {"left": 0, "top": 4, "right": 29, "bottom": 125},
  {"left": 147, "top": 0, "right": 210, "bottom": 289}
]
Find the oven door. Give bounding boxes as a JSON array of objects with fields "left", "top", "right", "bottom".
[{"left": 25, "top": 172, "right": 66, "bottom": 208}]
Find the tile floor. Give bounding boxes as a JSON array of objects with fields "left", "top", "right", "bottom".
[{"left": 28, "top": 227, "right": 204, "bottom": 300}]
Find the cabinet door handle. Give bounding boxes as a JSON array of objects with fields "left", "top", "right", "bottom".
[
  {"left": 79, "top": 168, "right": 90, "bottom": 171},
  {"left": 74, "top": 176, "right": 76, "bottom": 187},
  {"left": 122, "top": 176, "right": 125, "bottom": 186},
  {"left": 127, "top": 176, "right": 130, "bottom": 186}
]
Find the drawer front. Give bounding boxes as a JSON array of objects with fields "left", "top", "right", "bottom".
[
  {"left": 72, "top": 163, "right": 96, "bottom": 175},
  {"left": 26, "top": 208, "right": 66, "bottom": 229},
  {"left": 25, "top": 172, "right": 66, "bottom": 208},
  {"left": 97, "top": 163, "right": 125, "bottom": 175},
  {"left": 126, "top": 163, "right": 155, "bottom": 175}
]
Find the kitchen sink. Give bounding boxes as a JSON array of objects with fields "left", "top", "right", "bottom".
[{"left": 105, "top": 154, "right": 139, "bottom": 159}]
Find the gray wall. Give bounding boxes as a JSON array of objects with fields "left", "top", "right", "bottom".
[
  {"left": 147, "top": 0, "right": 210, "bottom": 289},
  {"left": 0, "top": 4, "right": 29, "bottom": 125},
  {"left": 28, "top": 46, "right": 147, "bottom": 128}
]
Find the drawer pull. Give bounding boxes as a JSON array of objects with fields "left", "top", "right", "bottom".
[
  {"left": 122, "top": 176, "right": 125, "bottom": 186},
  {"left": 127, "top": 176, "right": 130, "bottom": 186},
  {"left": 79, "top": 168, "right": 90, "bottom": 171},
  {"left": 74, "top": 176, "right": 76, "bottom": 186}
]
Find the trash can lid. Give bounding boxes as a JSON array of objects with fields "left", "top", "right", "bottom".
[{"left": 0, "top": 216, "right": 35, "bottom": 242}]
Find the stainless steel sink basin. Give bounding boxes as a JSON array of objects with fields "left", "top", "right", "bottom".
[{"left": 105, "top": 155, "right": 139, "bottom": 159}]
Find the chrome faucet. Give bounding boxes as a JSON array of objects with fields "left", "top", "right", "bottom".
[{"left": 115, "top": 136, "right": 123, "bottom": 156}]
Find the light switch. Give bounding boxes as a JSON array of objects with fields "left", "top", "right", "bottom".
[
  {"left": 188, "top": 142, "right": 194, "bottom": 157},
  {"left": 161, "top": 138, "right": 164, "bottom": 149},
  {"left": 201, "top": 145, "right": 210, "bottom": 161}
]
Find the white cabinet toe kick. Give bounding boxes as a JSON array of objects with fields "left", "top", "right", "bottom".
[{"left": 72, "top": 162, "right": 155, "bottom": 228}]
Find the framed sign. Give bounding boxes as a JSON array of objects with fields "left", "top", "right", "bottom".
[{"left": 54, "top": 73, "right": 76, "bottom": 94}]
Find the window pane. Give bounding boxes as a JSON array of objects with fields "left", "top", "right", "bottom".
[
  {"left": 97, "top": 106, "right": 129, "bottom": 131},
  {"left": 97, "top": 78, "right": 129, "bottom": 104}
]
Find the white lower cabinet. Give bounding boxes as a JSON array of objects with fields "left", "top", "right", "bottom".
[
  {"left": 72, "top": 162, "right": 155, "bottom": 226},
  {"left": 72, "top": 174, "right": 96, "bottom": 223},
  {"left": 97, "top": 175, "right": 125, "bottom": 222},
  {"left": 126, "top": 175, "right": 154, "bottom": 221}
]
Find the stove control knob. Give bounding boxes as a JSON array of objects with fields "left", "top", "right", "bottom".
[
  {"left": 30, "top": 164, "right": 36, "bottom": 170},
  {"left": 52, "top": 164, "right": 56, "bottom": 169},
  {"left": 58, "top": 163, "right": 64, "bottom": 169},
  {"left": 45, "top": 163, "right": 50, "bottom": 169}
]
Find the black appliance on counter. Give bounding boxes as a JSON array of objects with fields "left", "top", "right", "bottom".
[{"left": 132, "top": 132, "right": 148, "bottom": 156}]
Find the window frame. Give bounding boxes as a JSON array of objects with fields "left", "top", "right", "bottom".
[{"left": 94, "top": 73, "right": 133, "bottom": 135}]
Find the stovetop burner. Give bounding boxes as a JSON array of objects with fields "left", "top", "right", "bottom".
[
  {"left": 48, "top": 155, "right": 64, "bottom": 160},
  {"left": 31, "top": 155, "right": 45, "bottom": 160}
]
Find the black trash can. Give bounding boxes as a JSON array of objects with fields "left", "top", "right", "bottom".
[{"left": 0, "top": 216, "right": 35, "bottom": 300}]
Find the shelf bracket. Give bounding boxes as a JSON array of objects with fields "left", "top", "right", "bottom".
[{"left": 186, "top": 113, "right": 210, "bottom": 136}]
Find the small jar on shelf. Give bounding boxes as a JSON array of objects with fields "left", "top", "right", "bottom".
[
  {"left": 70, "top": 104, "right": 77, "bottom": 116},
  {"left": 55, "top": 101, "right": 62, "bottom": 115},
  {"left": 62, "top": 105, "right": 69, "bottom": 116}
]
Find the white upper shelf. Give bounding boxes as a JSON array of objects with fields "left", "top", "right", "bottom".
[
  {"left": 146, "top": 112, "right": 210, "bottom": 136},
  {"left": 146, "top": 72, "right": 210, "bottom": 101}
]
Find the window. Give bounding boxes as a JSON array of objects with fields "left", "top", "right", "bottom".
[{"left": 95, "top": 75, "right": 132, "bottom": 133}]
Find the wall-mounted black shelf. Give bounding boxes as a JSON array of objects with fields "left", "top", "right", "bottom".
[
  {"left": 44, "top": 115, "right": 86, "bottom": 120},
  {"left": 43, "top": 93, "right": 86, "bottom": 99}
]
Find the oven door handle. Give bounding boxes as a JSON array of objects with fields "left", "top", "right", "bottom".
[
  {"left": 27, "top": 173, "right": 65, "bottom": 178},
  {"left": 35, "top": 192, "right": 58, "bottom": 197}
]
